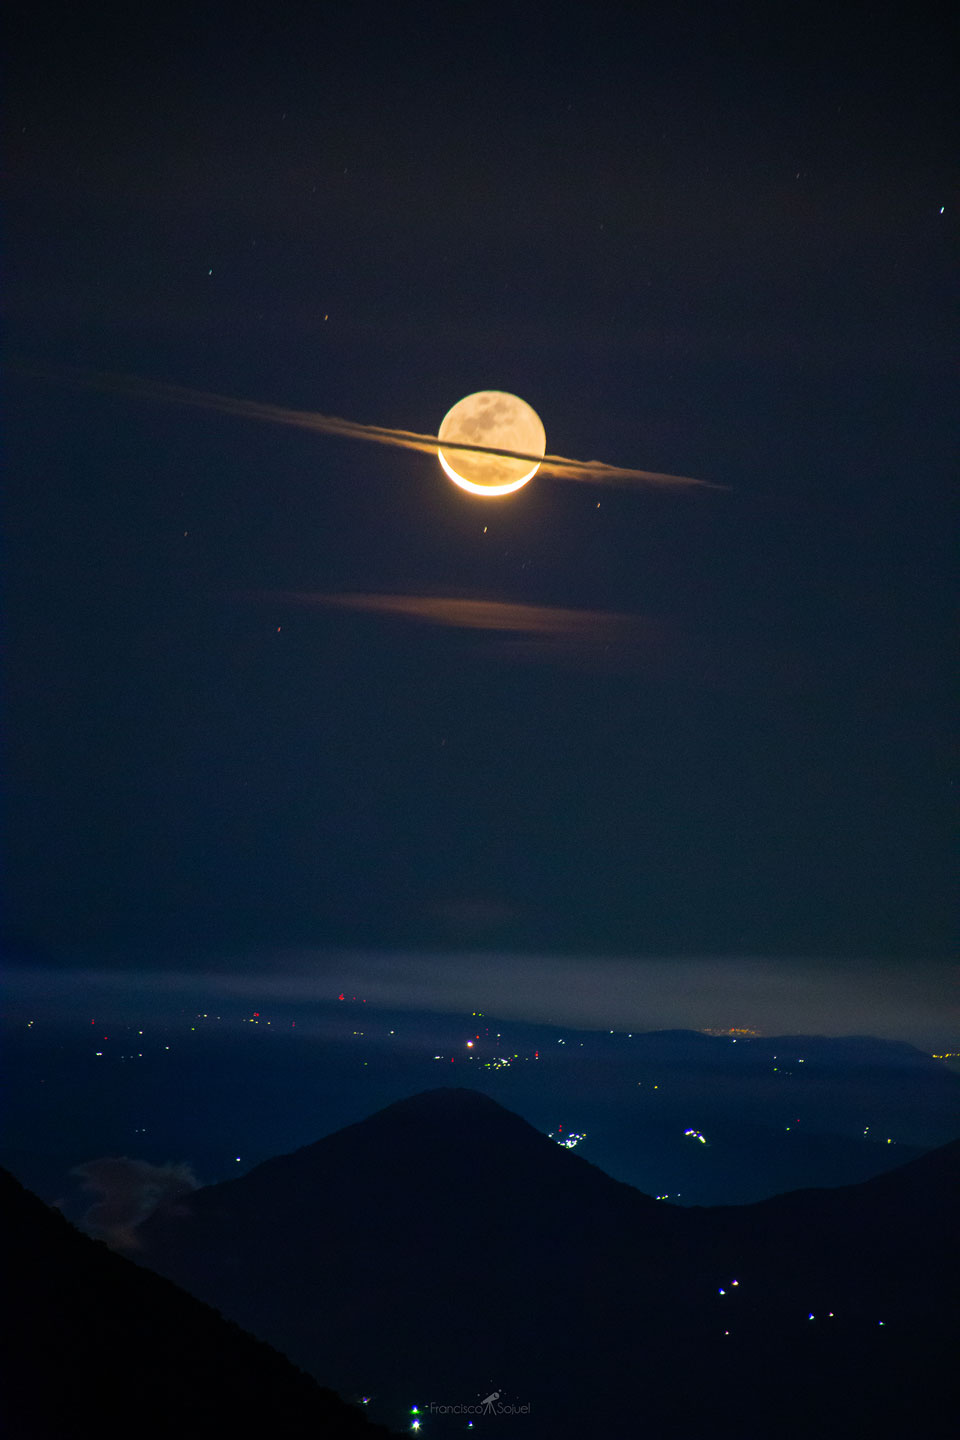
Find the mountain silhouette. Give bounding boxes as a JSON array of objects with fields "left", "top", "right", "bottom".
[
  {"left": 135, "top": 1088, "right": 957, "bottom": 1438},
  {"left": 0, "top": 1167, "right": 397, "bottom": 1440}
]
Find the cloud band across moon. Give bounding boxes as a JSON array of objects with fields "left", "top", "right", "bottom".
[{"left": 20, "top": 364, "right": 715, "bottom": 489}]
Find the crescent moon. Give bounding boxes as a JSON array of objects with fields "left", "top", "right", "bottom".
[{"left": 437, "top": 391, "right": 546, "bottom": 497}]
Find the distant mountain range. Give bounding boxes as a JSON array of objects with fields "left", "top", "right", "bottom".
[
  {"left": 0, "top": 1168, "right": 397, "bottom": 1440},
  {"left": 5, "top": 1013, "right": 957, "bottom": 1212},
  {"left": 133, "top": 1087, "right": 959, "bottom": 1438}
]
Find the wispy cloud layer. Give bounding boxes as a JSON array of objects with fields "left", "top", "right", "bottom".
[
  {"left": 72, "top": 1157, "right": 199, "bottom": 1250},
  {"left": 6, "top": 954, "right": 956, "bottom": 1049}
]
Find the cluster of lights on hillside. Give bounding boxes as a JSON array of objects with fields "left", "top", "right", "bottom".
[{"left": 549, "top": 1128, "right": 587, "bottom": 1150}]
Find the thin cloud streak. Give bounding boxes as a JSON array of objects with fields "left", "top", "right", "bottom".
[
  {"left": 17, "top": 363, "right": 715, "bottom": 489},
  {"left": 275, "top": 591, "right": 655, "bottom": 636},
  {"left": 260, "top": 590, "right": 666, "bottom": 668}
]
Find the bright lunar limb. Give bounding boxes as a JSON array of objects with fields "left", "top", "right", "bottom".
[{"left": 437, "top": 391, "right": 546, "bottom": 496}]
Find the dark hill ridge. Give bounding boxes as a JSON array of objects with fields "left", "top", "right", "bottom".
[
  {"left": 0, "top": 1168, "right": 397, "bottom": 1440},
  {"left": 689, "top": 1139, "right": 960, "bottom": 1359},
  {"left": 137, "top": 1087, "right": 959, "bottom": 1438},
  {"left": 225, "top": 1084, "right": 669, "bottom": 1225},
  {"left": 139, "top": 1086, "right": 688, "bottom": 1426}
]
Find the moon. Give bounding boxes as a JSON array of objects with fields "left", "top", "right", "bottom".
[{"left": 437, "top": 391, "right": 546, "bottom": 497}]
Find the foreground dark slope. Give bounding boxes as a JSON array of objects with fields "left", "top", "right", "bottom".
[
  {"left": 138, "top": 1089, "right": 959, "bottom": 1439},
  {"left": 0, "top": 1169, "right": 396, "bottom": 1440}
]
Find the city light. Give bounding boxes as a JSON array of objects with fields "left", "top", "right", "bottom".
[{"left": 549, "top": 1130, "right": 587, "bottom": 1150}]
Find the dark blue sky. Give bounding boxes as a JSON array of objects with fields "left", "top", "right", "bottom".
[{"left": 5, "top": 2, "right": 954, "bottom": 985}]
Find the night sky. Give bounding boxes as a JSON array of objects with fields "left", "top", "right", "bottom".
[{"left": 5, "top": 4, "right": 955, "bottom": 1031}]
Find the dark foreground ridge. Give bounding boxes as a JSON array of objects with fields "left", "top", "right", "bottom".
[
  {"left": 0, "top": 1168, "right": 398, "bottom": 1440},
  {"left": 134, "top": 1086, "right": 960, "bottom": 1439}
]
